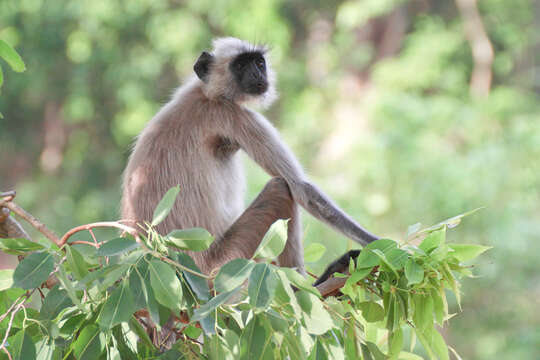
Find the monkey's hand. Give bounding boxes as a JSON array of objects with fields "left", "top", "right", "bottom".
[{"left": 313, "top": 249, "right": 360, "bottom": 287}]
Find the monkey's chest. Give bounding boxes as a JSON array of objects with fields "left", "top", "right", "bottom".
[{"left": 206, "top": 135, "right": 240, "bottom": 159}]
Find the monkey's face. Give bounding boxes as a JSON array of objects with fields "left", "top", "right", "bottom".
[{"left": 229, "top": 52, "right": 268, "bottom": 96}]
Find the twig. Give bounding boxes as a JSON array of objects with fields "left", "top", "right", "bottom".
[
  {"left": 0, "top": 303, "right": 24, "bottom": 352},
  {"left": 61, "top": 221, "right": 210, "bottom": 279},
  {"left": 0, "top": 198, "right": 61, "bottom": 246},
  {"left": 60, "top": 221, "right": 138, "bottom": 246},
  {"left": 1, "top": 347, "right": 12, "bottom": 360}
]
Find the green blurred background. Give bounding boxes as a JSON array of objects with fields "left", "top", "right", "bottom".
[{"left": 0, "top": 0, "right": 538, "bottom": 358}]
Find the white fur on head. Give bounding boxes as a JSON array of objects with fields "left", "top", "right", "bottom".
[{"left": 202, "top": 37, "right": 277, "bottom": 108}]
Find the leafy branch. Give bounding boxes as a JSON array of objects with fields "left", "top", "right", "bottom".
[{"left": 0, "top": 188, "right": 489, "bottom": 359}]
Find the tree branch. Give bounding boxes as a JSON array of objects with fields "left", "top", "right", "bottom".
[{"left": 456, "top": 0, "right": 494, "bottom": 97}]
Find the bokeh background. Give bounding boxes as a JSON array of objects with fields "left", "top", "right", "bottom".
[{"left": 1, "top": 0, "right": 538, "bottom": 358}]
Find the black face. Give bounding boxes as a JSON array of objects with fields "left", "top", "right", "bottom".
[{"left": 229, "top": 51, "right": 268, "bottom": 95}]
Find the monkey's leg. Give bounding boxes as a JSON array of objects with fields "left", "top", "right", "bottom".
[
  {"left": 277, "top": 203, "right": 305, "bottom": 274},
  {"left": 199, "top": 177, "right": 298, "bottom": 274}
]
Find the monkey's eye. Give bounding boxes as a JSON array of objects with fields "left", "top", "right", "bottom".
[{"left": 256, "top": 58, "right": 265, "bottom": 69}]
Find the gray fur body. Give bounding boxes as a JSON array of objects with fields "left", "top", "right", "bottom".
[{"left": 121, "top": 38, "right": 378, "bottom": 275}]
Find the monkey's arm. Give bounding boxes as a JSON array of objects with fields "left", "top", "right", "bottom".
[{"left": 233, "top": 110, "right": 379, "bottom": 246}]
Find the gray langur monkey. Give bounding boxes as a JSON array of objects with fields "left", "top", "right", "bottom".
[{"left": 121, "top": 37, "right": 379, "bottom": 282}]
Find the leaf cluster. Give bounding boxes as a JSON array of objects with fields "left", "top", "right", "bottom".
[{"left": 0, "top": 189, "right": 489, "bottom": 359}]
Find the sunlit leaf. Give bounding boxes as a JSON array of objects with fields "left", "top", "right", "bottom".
[
  {"left": 240, "top": 316, "right": 273, "bottom": 360},
  {"left": 419, "top": 227, "right": 445, "bottom": 253},
  {"left": 356, "top": 239, "right": 397, "bottom": 268},
  {"left": 0, "top": 269, "right": 14, "bottom": 290},
  {"left": 279, "top": 267, "right": 320, "bottom": 296},
  {"left": 248, "top": 263, "right": 278, "bottom": 311},
  {"left": 72, "top": 324, "right": 105, "bottom": 360},
  {"left": 448, "top": 244, "right": 491, "bottom": 262},
  {"left": 214, "top": 258, "right": 255, "bottom": 293},
  {"left": 152, "top": 185, "right": 180, "bottom": 226},
  {"left": 13, "top": 252, "right": 54, "bottom": 289},
  {"left": 253, "top": 219, "right": 288, "bottom": 259},
  {"left": 0, "top": 39, "right": 26, "bottom": 72},
  {"left": 296, "top": 291, "right": 334, "bottom": 335},
  {"left": 307, "top": 339, "right": 328, "bottom": 360},
  {"left": 97, "top": 237, "right": 139, "bottom": 256},
  {"left": 148, "top": 259, "right": 183, "bottom": 310},
  {"left": 166, "top": 228, "right": 213, "bottom": 251},
  {"left": 404, "top": 259, "right": 424, "bottom": 285},
  {"left": 0, "top": 237, "right": 44, "bottom": 255}
]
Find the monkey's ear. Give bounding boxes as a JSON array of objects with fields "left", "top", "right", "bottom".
[{"left": 194, "top": 51, "right": 214, "bottom": 82}]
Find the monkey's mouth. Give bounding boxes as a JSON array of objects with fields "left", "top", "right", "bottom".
[{"left": 246, "top": 82, "right": 268, "bottom": 95}]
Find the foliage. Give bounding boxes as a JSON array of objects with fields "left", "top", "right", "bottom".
[
  {"left": 0, "top": 188, "right": 488, "bottom": 359},
  {"left": 0, "top": 0, "right": 537, "bottom": 358}
]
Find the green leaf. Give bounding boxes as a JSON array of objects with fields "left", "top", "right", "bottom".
[
  {"left": 166, "top": 228, "right": 213, "bottom": 251},
  {"left": 296, "top": 291, "right": 335, "bottom": 335},
  {"left": 72, "top": 324, "right": 105, "bottom": 360},
  {"left": 448, "top": 244, "right": 491, "bottom": 262},
  {"left": 0, "top": 64, "right": 3, "bottom": 87},
  {"left": 40, "top": 285, "right": 73, "bottom": 321},
  {"left": 389, "top": 328, "right": 404, "bottom": 359},
  {"left": 253, "top": 219, "right": 288, "bottom": 259},
  {"left": 0, "top": 40, "right": 26, "bottom": 72},
  {"left": 419, "top": 227, "right": 446, "bottom": 253},
  {"left": 9, "top": 328, "right": 36, "bottom": 360},
  {"left": 148, "top": 259, "right": 183, "bottom": 311},
  {"left": 65, "top": 246, "right": 89, "bottom": 280},
  {"left": 386, "top": 248, "right": 408, "bottom": 269},
  {"left": 413, "top": 294, "right": 433, "bottom": 331},
  {"left": 420, "top": 208, "right": 483, "bottom": 233},
  {"left": 371, "top": 249, "right": 398, "bottom": 276},
  {"left": 304, "top": 243, "right": 326, "bottom": 263},
  {"left": 279, "top": 267, "right": 320, "bottom": 296},
  {"left": 404, "top": 259, "right": 424, "bottom": 285},
  {"left": 0, "top": 237, "right": 44, "bottom": 255},
  {"left": 307, "top": 339, "right": 328, "bottom": 360},
  {"left": 356, "top": 239, "right": 397, "bottom": 268},
  {"left": 0, "top": 269, "right": 14, "bottom": 290},
  {"left": 128, "top": 316, "right": 154, "bottom": 350},
  {"left": 176, "top": 252, "right": 209, "bottom": 300},
  {"left": 13, "top": 252, "right": 54, "bottom": 289},
  {"left": 98, "top": 280, "right": 136, "bottom": 329},
  {"left": 343, "top": 266, "right": 372, "bottom": 294},
  {"left": 248, "top": 263, "right": 278, "bottom": 311},
  {"left": 97, "top": 237, "right": 139, "bottom": 256},
  {"left": 240, "top": 316, "right": 273, "bottom": 360},
  {"left": 214, "top": 258, "right": 255, "bottom": 293},
  {"left": 366, "top": 341, "right": 387, "bottom": 360},
  {"left": 431, "top": 329, "right": 450, "bottom": 360},
  {"left": 59, "top": 313, "right": 85, "bottom": 337},
  {"left": 191, "top": 288, "right": 239, "bottom": 322},
  {"left": 131, "top": 261, "right": 161, "bottom": 324},
  {"left": 152, "top": 185, "right": 180, "bottom": 226},
  {"left": 358, "top": 301, "right": 385, "bottom": 322}
]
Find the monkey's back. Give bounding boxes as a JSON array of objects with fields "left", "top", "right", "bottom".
[{"left": 121, "top": 81, "right": 246, "bottom": 237}]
